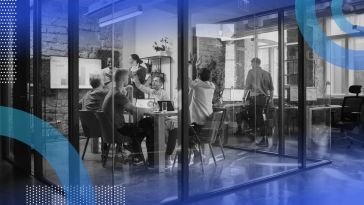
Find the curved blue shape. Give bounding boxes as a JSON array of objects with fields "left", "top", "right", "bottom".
[
  {"left": 331, "top": 0, "right": 364, "bottom": 36},
  {"left": 295, "top": 0, "right": 364, "bottom": 70},
  {"left": 0, "top": 106, "right": 95, "bottom": 204}
]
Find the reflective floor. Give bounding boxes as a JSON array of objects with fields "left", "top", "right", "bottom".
[
  {"left": 1, "top": 130, "right": 363, "bottom": 205},
  {"left": 77, "top": 139, "right": 301, "bottom": 205},
  {"left": 190, "top": 141, "right": 364, "bottom": 205}
]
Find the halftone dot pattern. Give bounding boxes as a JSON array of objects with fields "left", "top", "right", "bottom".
[
  {"left": 25, "top": 185, "right": 126, "bottom": 205},
  {"left": 0, "top": 0, "right": 16, "bottom": 84}
]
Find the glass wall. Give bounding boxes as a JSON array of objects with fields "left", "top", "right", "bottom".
[
  {"left": 78, "top": 0, "right": 180, "bottom": 204},
  {"left": 186, "top": 1, "right": 303, "bottom": 198},
  {"left": 39, "top": 0, "right": 70, "bottom": 185},
  {"left": 30, "top": 0, "right": 364, "bottom": 203}
]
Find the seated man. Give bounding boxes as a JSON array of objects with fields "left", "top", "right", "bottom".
[
  {"left": 165, "top": 67, "right": 215, "bottom": 165},
  {"left": 79, "top": 74, "right": 108, "bottom": 111},
  {"left": 102, "top": 69, "right": 154, "bottom": 166},
  {"left": 133, "top": 75, "right": 169, "bottom": 102},
  {"left": 189, "top": 67, "right": 216, "bottom": 129}
]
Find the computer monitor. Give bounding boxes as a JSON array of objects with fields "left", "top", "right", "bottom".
[{"left": 157, "top": 101, "right": 175, "bottom": 112}]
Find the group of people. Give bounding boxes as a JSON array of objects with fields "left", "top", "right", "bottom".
[
  {"left": 79, "top": 53, "right": 273, "bottom": 168},
  {"left": 80, "top": 53, "right": 215, "bottom": 168}
]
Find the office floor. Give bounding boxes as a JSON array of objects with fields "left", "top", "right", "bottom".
[
  {"left": 0, "top": 160, "right": 43, "bottom": 205},
  {"left": 189, "top": 139, "right": 364, "bottom": 205},
  {"left": 78, "top": 141, "right": 300, "bottom": 205},
  {"left": 1, "top": 127, "right": 363, "bottom": 205}
]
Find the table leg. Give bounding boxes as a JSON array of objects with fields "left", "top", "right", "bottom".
[
  {"left": 91, "top": 138, "right": 99, "bottom": 153},
  {"left": 307, "top": 108, "right": 313, "bottom": 148},
  {"left": 154, "top": 116, "right": 166, "bottom": 173}
]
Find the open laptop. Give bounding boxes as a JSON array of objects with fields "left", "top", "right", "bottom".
[
  {"left": 157, "top": 101, "right": 175, "bottom": 112},
  {"left": 136, "top": 99, "right": 155, "bottom": 109}
]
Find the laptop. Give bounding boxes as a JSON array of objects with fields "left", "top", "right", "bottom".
[
  {"left": 157, "top": 101, "right": 175, "bottom": 112},
  {"left": 136, "top": 99, "right": 155, "bottom": 109}
]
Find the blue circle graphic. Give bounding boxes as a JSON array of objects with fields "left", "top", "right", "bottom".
[
  {"left": 331, "top": 0, "right": 364, "bottom": 36},
  {"left": 0, "top": 106, "right": 95, "bottom": 204},
  {"left": 295, "top": 0, "right": 364, "bottom": 70}
]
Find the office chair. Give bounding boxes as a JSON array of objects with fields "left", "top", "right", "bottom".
[
  {"left": 195, "top": 111, "right": 226, "bottom": 165},
  {"left": 79, "top": 110, "right": 102, "bottom": 160},
  {"left": 172, "top": 111, "right": 225, "bottom": 173},
  {"left": 332, "top": 85, "right": 364, "bottom": 148}
]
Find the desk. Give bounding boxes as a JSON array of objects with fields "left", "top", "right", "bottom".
[
  {"left": 146, "top": 111, "right": 178, "bottom": 172},
  {"left": 214, "top": 103, "right": 342, "bottom": 146},
  {"left": 306, "top": 105, "right": 341, "bottom": 142}
]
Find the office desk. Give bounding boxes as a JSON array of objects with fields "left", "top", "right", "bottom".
[
  {"left": 306, "top": 105, "right": 341, "bottom": 141},
  {"left": 146, "top": 111, "right": 178, "bottom": 172},
  {"left": 214, "top": 103, "right": 341, "bottom": 146}
]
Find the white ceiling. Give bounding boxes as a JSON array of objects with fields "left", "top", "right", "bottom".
[{"left": 83, "top": 0, "right": 296, "bottom": 23}]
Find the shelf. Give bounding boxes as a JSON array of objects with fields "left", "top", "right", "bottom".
[{"left": 141, "top": 55, "right": 172, "bottom": 61}]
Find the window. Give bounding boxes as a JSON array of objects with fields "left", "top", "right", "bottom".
[{"left": 325, "top": 15, "right": 364, "bottom": 96}]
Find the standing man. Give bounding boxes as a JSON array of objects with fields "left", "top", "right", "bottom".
[
  {"left": 101, "top": 57, "right": 115, "bottom": 87},
  {"left": 129, "top": 54, "right": 147, "bottom": 99},
  {"left": 238, "top": 57, "right": 274, "bottom": 147}
]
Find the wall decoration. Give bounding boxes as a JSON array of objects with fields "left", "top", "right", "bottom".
[{"left": 50, "top": 56, "right": 102, "bottom": 89}]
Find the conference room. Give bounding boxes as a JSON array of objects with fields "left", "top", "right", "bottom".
[{"left": 19, "top": 0, "right": 364, "bottom": 204}]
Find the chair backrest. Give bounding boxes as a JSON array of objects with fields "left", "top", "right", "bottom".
[
  {"left": 341, "top": 96, "right": 364, "bottom": 122},
  {"left": 349, "top": 85, "right": 362, "bottom": 97},
  {"left": 198, "top": 111, "right": 225, "bottom": 144},
  {"left": 79, "top": 110, "right": 101, "bottom": 139},
  {"left": 95, "top": 111, "right": 122, "bottom": 144}
]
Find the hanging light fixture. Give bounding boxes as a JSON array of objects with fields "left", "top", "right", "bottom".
[{"left": 99, "top": 6, "right": 143, "bottom": 27}]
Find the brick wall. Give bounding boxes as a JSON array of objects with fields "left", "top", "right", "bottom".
[
  {"left": 196, "top": 37, "right": 226, "bottom": 103},
  {"left": 36, "top": 1, "right": 123, "bottom": 135}
]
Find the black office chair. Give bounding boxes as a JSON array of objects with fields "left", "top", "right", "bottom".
[
  {"left": 332, "top": 85, "right": 364, "bottom": 148},
  {"left": 79, "top": 110, "right": 102, "bottom": 160}
]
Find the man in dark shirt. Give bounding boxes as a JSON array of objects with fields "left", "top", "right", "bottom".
[
  {"left": 102, "top": 69, "right": 154, "bottom": 166},
  {"left": 79, "top": 75, "right": 108, "bottom": 111},
  {"left": 236, "top": 57, "right": 274, "bottom": 147}
]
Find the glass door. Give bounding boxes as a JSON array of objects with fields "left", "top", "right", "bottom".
[{"left": 187, "top": 1, "right": 302, "bottom": 198}]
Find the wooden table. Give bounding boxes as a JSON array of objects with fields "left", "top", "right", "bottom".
[{"left": 146, "top": 111, "right": 178, "bottom": 172}]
